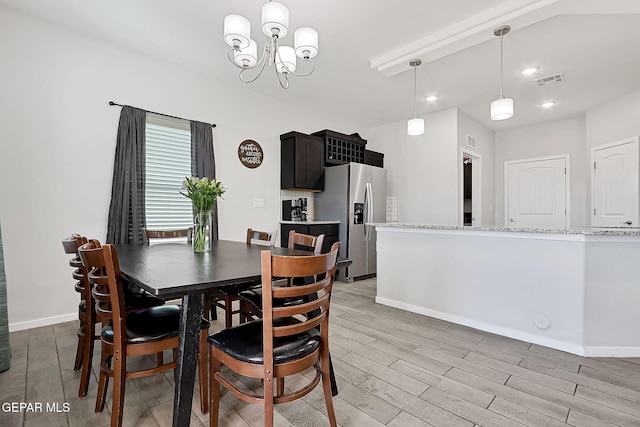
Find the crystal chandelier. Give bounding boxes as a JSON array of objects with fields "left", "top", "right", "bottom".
[{"left": 223, "top": 1, "right": 318, "bottom": 89}]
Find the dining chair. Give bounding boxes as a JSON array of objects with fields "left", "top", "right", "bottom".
[
  {"left": 208, "top": 242, "right": 340, "bottom": 427},
  {"left": 203, "top": 228, "right": 276, "bottom": 327},
  {"left": 61, "top": 234, "right": 92, "bottom": 396},
  {"left": 78, "top": 240, "right": 210, "bottom": 427},
  {"left": 238, "top": 230, "right": 325, "bottom": 321},
  {"left": 62, "top": 234, "right": 165, "bottom": 398}
]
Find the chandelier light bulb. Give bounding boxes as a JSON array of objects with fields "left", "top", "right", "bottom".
[
  {"left": 294, "top": 27, "right": 318, "bottom": 59},
  {"left": 276, "top": 46, "right": 297, "bottom": 73},
  {"left": 233, "top": 39, "right": 258, "bottom": 67},
  {"left": 223, "top": 15, "right": 251, "bottom": 49},
  {"left": 262, "top": 1, "right": 289, "bottom": 37}
]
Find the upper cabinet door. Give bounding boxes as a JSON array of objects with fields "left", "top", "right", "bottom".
[
  {"left": 592, "top": 137, "right": 639, "bottom": 227},
  {"left": 281, "top": 132, "right": 324, "bottom": 192}
]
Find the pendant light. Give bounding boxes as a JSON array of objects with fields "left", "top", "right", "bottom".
[
  {"left": 407, "top": 59, "right": 424, "bottom": 136},
  {"left": 490, "top": 25, "right": 513, "bottom": 121}
]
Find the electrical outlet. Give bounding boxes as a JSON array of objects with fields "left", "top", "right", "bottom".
[{"left": 252, "top": 198, "right": 265, "bottom": 208}]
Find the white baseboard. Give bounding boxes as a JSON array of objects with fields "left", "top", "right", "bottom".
[
  {"left": 9, "top": 312, "right": 77, "bottom": 332},
  {"left": 375, "top": 296, "right": 586, "bottom": 357},
  {"left": 583, "top": 347, "right": 640, "bottom": 357}
]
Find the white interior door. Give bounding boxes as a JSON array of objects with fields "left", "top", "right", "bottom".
[
  {"left": 506, "top": 156, "right": 568, "bottom": 229},
  {"left": 592, "top": 138, "right": 639, "bottom": 227}
]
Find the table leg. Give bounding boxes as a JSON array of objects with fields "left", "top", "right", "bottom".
[{"left": 172, "top": 293, "right": 203, "bottom": 427}]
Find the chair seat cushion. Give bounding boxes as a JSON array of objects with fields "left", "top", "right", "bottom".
[
  {"left": 101, "top": 304, "right": 211, "bottom": 344},
  {"left": 102, "top": 305, "right": 181, "bottom": 344},
  {"left": 208, "top": 317, "right": 320, "bottom": 365}
]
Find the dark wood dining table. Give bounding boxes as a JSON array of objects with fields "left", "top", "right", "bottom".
[{"left": 115, "top": 240, "right": 345, "bottom": 427}]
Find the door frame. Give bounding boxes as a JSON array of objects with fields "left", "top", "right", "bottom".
[
  {"left": 590, "top": 136, "right": 639, "bottom": 227},
  {"left": 459, "top": 148, "right": 482, "bottom": 226},
  {"left": 504, "top": 154, "right": 570, "bottom": 229}
]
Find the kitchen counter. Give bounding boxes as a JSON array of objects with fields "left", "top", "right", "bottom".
[
  {"left": 280, "top": 220, "right": 340, "bottom": 225},
  {"left": 374, "top": 224, "right": 640, "bottom": 357},
  {"left": 370, "top": 222, "right": 640, "bottom": 236}
]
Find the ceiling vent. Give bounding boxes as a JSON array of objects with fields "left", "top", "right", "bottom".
[
  {"left": 535, "top": 72, "right": 565, "bottom": 86},
  {"left": 467, "top": 135, "right": 476, "bottom": 148}
]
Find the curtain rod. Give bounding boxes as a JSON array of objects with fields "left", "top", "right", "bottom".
[{"left": 108, "top": 101, "right": 216, "bottom": 128}]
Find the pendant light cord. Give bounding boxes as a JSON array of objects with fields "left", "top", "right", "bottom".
[
  {"left": 413, "top": 63, "right": 418, "bottom": 118},
  {"left": 499, "top": 33, "right": 504, "bottom": 99}
]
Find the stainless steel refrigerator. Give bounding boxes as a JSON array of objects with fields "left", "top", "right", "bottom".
[{"left": 315, "top": 163, "right": 387, "bottom": 281}]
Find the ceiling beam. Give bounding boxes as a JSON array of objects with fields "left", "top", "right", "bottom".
[{"left": 370, "top": 0, "right": 566, "bottom": 77}]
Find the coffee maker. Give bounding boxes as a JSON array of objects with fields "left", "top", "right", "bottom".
[{"left": 282, "top": 198, "right": 307, "bottom": 221}]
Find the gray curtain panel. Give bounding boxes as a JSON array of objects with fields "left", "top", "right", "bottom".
[
  {"left": 0, "top": 223, "right": 10, "bottom": 372},
  {"left": 190, "top": 121, "right": 219, "bottom": 240},
  {"left": 107, "top": 106, "right": 147, "bottom": 244}
]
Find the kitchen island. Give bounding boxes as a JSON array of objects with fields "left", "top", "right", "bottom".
[{"left": 373, "top": 224, "right": 640, "bottom": 357}]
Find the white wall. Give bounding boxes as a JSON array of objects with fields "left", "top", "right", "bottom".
[
  {"left": 586, "top": 88, "right": 640, "bottom": 150},
  {"left": 0, "top": 7, "right": 365, "bottom": 330},
  {"left": 367, "top": 109, "right": 459, "bottom": 224},
  {"left": 585, "top": 89, "right": 640, "bottom": 225},
  {"left": 494, "top": 117, "right": 587, "bottom": 227},
  {"left": 457, "top": 110, "right": 495, "bottom": 225}
]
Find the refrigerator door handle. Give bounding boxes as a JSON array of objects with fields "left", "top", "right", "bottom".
[{"left": 364, "top": 182, "right": 373, "bottom": 241}]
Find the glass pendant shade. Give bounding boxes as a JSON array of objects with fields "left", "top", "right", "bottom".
[
  {"left": 276, "top": 46, "right": 296, "bottom": 73},
  {"left": 233, "top": 39, "right": 258, "bottom": 67},
  {"left": 223, "top": 15, "right": 251, "bottom": 48},
  {"left": 262, "top": 1, "right": 289, "bottom": 37},
  {"left": 294, "top": 27, "right": 318, "bottom": 58},
  {"left": 407, "top": 117, "right": 425, "bottom": 136},
  {"left": 491, "top": 97, "right": 514, "bottom": 120}
]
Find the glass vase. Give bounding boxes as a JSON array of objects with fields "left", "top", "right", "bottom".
[{"left": 192, "top": 209, "right": 212, "bottom": 252}]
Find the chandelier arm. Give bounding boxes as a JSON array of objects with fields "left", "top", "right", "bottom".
[
  {"left": 285, "top": 59, "right": 315, "bottom": 77},
  {"left": 239, "top": 55, "right": 270, "bottom": 84},
  {"left": 275, "top": 64, "right": 290, "bottom": 89}
]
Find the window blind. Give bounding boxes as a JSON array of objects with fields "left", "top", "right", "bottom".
[{"left": 145, "top": 114, "right": 192, "bottom": 230}]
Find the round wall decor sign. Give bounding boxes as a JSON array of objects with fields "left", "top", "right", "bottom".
[{"left": 238, "top": 139, "right": 263, "bottom": 169}]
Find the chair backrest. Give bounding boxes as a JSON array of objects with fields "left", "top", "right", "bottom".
[
  {"left": 79, "top": 240, "right": 126, "bottom": 325},
  {"left": 62, "top": 234, "right": 89, "bottom": 296},
  {"left": 261, "top": 241, "right": 340, "bottom": 371},
  {"left": 246, "top": 228, "right": 277, "bottom": 246},
  {"left": 287, "top": 230, "right": 324, "bottom": 254},
  {"left": 144, "top": 228, "right": 192, "bottom": 243}
]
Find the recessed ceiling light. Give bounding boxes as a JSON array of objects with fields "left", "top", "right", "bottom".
[
  {"left": 426, "top": 95, "right": 438, "bottom": 102},
  {"left": 522, "top": 67, "right": 538, "bottom": 75},
  {"left": 541, "top": 101, "right": 555, "bottom": 108}
]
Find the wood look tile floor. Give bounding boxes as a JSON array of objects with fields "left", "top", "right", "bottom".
[{"left": 2, "top": 278, "right": 640, "bottom": 426}]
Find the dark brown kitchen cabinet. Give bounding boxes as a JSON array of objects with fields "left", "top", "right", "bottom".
[
  {"left": 280, "top": 131, "right": 324, "bottom": 191},
  {"left": 312, "top": 129, "right": 366, "bottom": 166},
  {"left": 280, "top": 223, "right": 339, "bottom": 254},
  {"left": 364, "top": 149, "right": 384, "bottom": 168}
]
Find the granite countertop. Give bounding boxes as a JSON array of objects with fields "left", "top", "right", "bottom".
[
  {"left": 280, "top": 220, "right": 340, "bottom": 225},
  {"left": 370, "top": 223, "right": 640, "bottom": 236}
]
